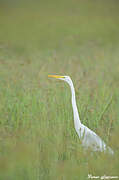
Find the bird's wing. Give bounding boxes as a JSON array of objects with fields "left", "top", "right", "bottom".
[{"left": 77, "top": 124, "right": 107, "bottom": 151}]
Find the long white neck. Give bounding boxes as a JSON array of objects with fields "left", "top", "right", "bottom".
[{"left": 68, "top": 80, "right": 82, "bottom": 131}]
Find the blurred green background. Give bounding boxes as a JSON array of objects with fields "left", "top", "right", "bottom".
[{"left": 0, "top": 0, "right": 119, "bottom": 179}]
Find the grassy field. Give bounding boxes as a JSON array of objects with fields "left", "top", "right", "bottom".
[{"left": 0, "top": 0, "right": 119, "bottom": 179}]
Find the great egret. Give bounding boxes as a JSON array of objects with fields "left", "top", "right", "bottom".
[{"left": 48, "top": 75, "right": 114, "bottom": 155}]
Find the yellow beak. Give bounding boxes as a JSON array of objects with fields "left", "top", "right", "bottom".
[{"left": 48, "top": 75, "right": 64, "bottom": 78}]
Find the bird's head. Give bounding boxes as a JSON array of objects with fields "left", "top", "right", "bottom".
[{"left": 48, "top": 75, "right": 72, "bottom": 85}]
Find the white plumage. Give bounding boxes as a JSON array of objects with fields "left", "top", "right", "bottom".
[{"left": 48, "top": 75, "right": 114, "bottom": 155}]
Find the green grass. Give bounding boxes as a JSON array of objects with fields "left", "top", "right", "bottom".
[{"left": 0, "top": 0, "right": 119, "bottom": 179}]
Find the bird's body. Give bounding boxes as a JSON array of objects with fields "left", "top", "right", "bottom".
[
  {"left": 48, "top": 75, "right": 114, "bottom": 155},
  {"left": 76, "top": 124, "right": 113, "bottom": 154}
]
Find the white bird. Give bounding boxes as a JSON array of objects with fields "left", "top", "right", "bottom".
[{"left": 48, "top": 75, "right": 114, "bottom": 155}]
